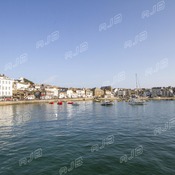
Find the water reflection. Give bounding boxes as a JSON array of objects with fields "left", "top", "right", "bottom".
[{"left": 0, "top": 105, "right": 14, "bottom": 127}]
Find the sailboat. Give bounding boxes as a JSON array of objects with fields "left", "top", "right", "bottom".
[
  {"left": 128, "top": 74, "right": 145, "bottom": 105},
  {"left": 128, "top": 96, "right": 145, "bottom": 105}
]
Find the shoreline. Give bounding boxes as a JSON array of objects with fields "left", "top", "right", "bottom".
[
  {"left": 0, "top": 97, "right": 119, "bottom": 106},
  {"left": 0, "top": 97, "right": 175, "bottom": 106},
  {"left": 141, "top": 97, "right": 175, "bottom": 101},
  {"left": 0, "top": 98, "right": 94, "bottom": 106}
]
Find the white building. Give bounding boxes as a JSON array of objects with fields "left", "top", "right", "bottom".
[
  {"left": 104, "top": 90, "right": 114, "bottom": 98},
  {"left": 71, "top": 92, "right": 78, "bottom": 98},
  {"left": 45, "top": 87, "right": 59, "bottom": 98},
  {"left": 59, "top": 92, "right": 67, "bottom": 98},
  {"left": 151, "top": 87, "right": 162, "bottom": 97},
  {"left": 85, "top": 89, "right": 93, "bottom": 98},
  {"left": 114, "top": 88, "right": 127, "bottom": 97},
  {"left": 13, "top": 81, "right": 30, "bottom": 90},
  {"left": 76, "top": 89, "right": 86, "bottom": 98},
  {"left": 66, "top": 89, "right": 73, "bottom": 98},
  {"left": 34, "top": 84, "right": 41, "bottom": 89},
  {"left": 0, "top": 74, "right": 14, "bottom": 98}
]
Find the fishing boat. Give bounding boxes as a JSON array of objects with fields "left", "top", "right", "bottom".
[
  {"left": 72, "top": 103, "right": 79, "bottom": 106},
  {"left": 67, "top": 101, "right": 73, "bottom": 104},
  {"left": 101, "top": 100, "right": 113, "bottom": 106},
  {"left": 49, "top": 102, "right": 54, "bottom": 104},
  {"left": 57, "top": 101, "right": 63, "bottom": 105},
  {"left": 93, "top": 98, "right": 101, "bottom": 102}
]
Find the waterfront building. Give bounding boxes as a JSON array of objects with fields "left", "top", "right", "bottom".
[
  {"left": 40, "top": 86, "right": 59, "bottom": 99},
  {"left": 143, "top": 89, "right": 151, "bottom": 97},
  {"left": 34, "top": 84, "right": 41, "bottom": 89},
  {"left": 85, "top": 89, "right": 93, "bottom": 98},
  {"left": 13, "top": 81, "right": 30, "bottom": 91},
  {"left": 114, "top": 88, "right": 129, "bottom": 97},
  {"left": 71, "top": 92, "right": 78, "bottom": 98},
  {"left": 26, "top": 94, "right": 35, "bottom": 100},
  {"left": 12, "top": 77, "right": 35, "bottom": 100},
  {"left": 151, "top": 87, "right": 162, "bottom": 97},
  {"left": 161, "top": 87, "right": 174, "bottom": 97},
  {"left": 92, "top": 88, "right": 104, "bottom": 97},
  {"left": 101, "top": 86, "right": 112, "bottom": 92},
  {"left": 0, "top": 74, "right": 14, "bottom": 99},
  {"left": 76, "top": 89, "right": 86, "bottom": 98},
  {"left": 66, "top": 89, "right": 74, "bottom": 98},
  {"left": 104, "top": 90, "right": 114, "bottom": 98},
  {"left": 59, "top": 92, "right": 67, "bottom": 98},
  {"left": 118, "top": 89, "right": 127, "bottom": 97}
]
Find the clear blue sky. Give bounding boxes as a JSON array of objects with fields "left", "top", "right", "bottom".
[{"left": 0, "top": 0, "right": 175, "bottom": 88}]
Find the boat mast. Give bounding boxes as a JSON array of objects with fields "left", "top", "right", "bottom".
[
  {"left": 136, "top": 74, "right": 138, "bottom": 89},
  {"left": 136, "top": 73, "right": 138, "bottom": 96}
]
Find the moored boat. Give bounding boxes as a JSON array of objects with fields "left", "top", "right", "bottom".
[
  {"left": 93, "top": 99, "right": 101, "bottom": 102},
  {"left": 72, "top": 103, "right": 79, "bottom": 106},
  {"left": 101, "top": 100, "right": 113, "bottom": 106},
  {"left": 49, "top": 102, "right": 54, "bottom": 104},
  {"left": 67, "top": 101, "right": 73, "bottom": 104},
  {"left": 128, "top": 74, "right": 146, "bottom": 106},
  {"left": 128, "top": 97, "right": 145, "bottom": 105},
  {"left": 57, "top": 101, "right": 63, "bottom": 105}
]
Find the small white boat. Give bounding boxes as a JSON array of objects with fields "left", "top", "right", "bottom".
[
  {"left": 101, "top": 100, "right": 113, "bottom": 106},
  {"left": 93, "top": 98, "right": 101, "bottom": 102},
  {"left": 128, "top": 97, "right": 145, "bottom": 105}
]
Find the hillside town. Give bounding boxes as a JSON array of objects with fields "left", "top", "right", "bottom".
[{"left": 0, "top": 74, "right": 175, "bottom": 101}]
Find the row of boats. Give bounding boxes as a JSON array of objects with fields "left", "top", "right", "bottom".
[
  {"left": 49, "top": 100, "right": 115, "bottom": 106},
  {"left": 49, "top": 96, "right": 146, "bottom": 107},
  {"left": 49, "top": 97, "right": 146, "bottom": 106},
  {"left": 95, "top": 96, "right": 146, "bottom": 106},
  {"left": 49, "top": 101, "right": 80, "bottom": 106}
]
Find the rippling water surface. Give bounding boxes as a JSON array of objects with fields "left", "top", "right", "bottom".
[{"left": 0, "top": 101, "right": 175, "bottom": 175}]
